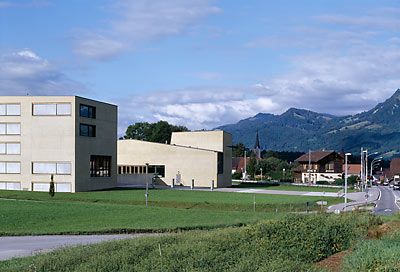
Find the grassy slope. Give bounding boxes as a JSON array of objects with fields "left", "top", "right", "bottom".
[{"left": 0, "top": 213, "right": 378, "bottom": 272}]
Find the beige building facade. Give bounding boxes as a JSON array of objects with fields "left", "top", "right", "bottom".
[
  {"left": 117, "top": 130, "right": 232, "bottom": 188},
  {"left": 0, "top": 96, "right": 117, "bottom": 192}
]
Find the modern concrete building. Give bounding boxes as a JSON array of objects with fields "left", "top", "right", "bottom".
[
  {"left": 0, "top": 96, "right": 117, "bottom": 192},
  {"left": 117, "top": 130, "right": 232, "bottom": 188}
]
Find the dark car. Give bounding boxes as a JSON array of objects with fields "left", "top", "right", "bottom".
[{"left": 393, "top": 184, "right": 400, "bottom": 191}]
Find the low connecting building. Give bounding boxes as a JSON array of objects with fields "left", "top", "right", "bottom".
[
  {"left": 294, "top": 150, "right": 344, "bottom": 183},
  {"left": 117, "top": 130, "right": 232, "bottom": 188},
  {"left": 0, "top": 96, "right": 117, "bottom": 192}
]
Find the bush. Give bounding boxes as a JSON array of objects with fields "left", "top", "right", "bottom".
[{"left": 232, "top": 172, "right": 242, "bottom": 180}]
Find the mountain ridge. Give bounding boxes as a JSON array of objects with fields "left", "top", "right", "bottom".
[{"left": 217, "top": 89, "right": 400, "bottom": 158}]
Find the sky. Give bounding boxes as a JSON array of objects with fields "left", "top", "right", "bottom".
[{"left": 1, "top": 0, "right": 400, "bottom": 135}]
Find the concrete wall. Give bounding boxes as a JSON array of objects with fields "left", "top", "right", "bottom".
[
  {"left": 171, "top": 130, "right": 232, "bottom": 187},
  {"left": 74, "top": 97, "right": 117, "bottom": 192},
  {"left": 0, "top": 96, "right": 117, "bottom": 193},
  {"left": 0, "top": 96, "right": 75, "bottom": 191}
]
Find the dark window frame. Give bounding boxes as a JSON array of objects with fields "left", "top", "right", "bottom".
[
  {"left": 148, "top": 165, "right": 165, "bottom": 178},
  {"left": 217, "top": 152, "right": 224, "bottom": 174},
  {"left": 90, "top": 155, "right": 111, "bottom": 177},
  {"left": 80, "top": 123, "right": 96, "bottom": 137},
  {"left": 80, "top": 104, "right": 96, "bottom": 119}
]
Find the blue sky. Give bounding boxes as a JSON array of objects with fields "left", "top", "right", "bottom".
[{"left": 1, "top": 0, "right": 400, "bottom": 135}]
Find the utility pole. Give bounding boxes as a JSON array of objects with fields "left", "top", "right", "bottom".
[
  {"left": 308, "top": 150, "right": 311, "bottom": 184},
  {"left": 365, "top": 149, "right": 368, "bottom": 191},
  {"left": 244, "top": 150, "right": 247, "bottom": 182},
  {"left": 344, "top": 153, "right": 351, "bottom": 211},
  {"left": 360, "top": 147, "right": 364, "bottom": 191}
]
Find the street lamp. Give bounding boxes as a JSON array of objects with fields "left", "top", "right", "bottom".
[
  {"left": 370, "top": 157, "right": 382, "bottom": 176},
  {"left": 344, "top": 153, "right": 351, "bottom": 211},
  {"left": 260, "top": 168, "right": 263, "bottom": 181}
]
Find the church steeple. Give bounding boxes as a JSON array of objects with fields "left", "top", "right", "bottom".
[{"left": 254, "top": 130, "right": 261, "bottom": 159}]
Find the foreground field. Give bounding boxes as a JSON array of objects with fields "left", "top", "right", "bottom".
[{"left": 0, "top": 213, "right": 381, "bottom": 271}]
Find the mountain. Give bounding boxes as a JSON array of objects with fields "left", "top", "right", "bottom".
[{"left": 217, "top": 89, "right": 400, "bottom": 158}]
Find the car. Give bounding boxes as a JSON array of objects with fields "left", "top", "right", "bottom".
[{"left": 393, "top": 184, "right": 400, "bottom": 191}]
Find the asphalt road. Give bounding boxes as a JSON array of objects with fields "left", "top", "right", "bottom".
[
  {"left": 372, "top": 186, "right": 400, "bottom": 215},
  {"left": 0, "top": 234, "right": 160, "bottom": 261}
]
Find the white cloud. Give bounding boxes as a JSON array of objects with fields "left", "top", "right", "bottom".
[
  {"left": 74, "top": 0, "right": 220, "bottom": 60},
  {"left": 0, "top": 49, "right": 85, "bottom": 95}
]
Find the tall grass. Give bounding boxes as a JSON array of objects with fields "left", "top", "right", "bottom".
[
  {"left": 0, "top": 213, "right": 380, "bottom": 272},
  {"left": 342, "top": 231, "right": 400, "bottom": 272}
]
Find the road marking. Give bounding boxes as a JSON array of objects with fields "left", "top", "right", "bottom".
[
  {"left": 377, "top": 187, "right": 382, "bottom": 201},
  {"left": 393, "top": 189, "right": 400, "bottom": 210}
]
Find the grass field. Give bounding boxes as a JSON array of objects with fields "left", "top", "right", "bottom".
[
  {"left": 0, "top": 199, "right": 285, "bottom": 235},
  {"left": 0, "top": 213, "right": 379, "bottom": 271},
  {"left": 0, "top": 188, "right": 343, "bottom": 212},
  {"left": 0, "top": 188, "right": 344, "bottom": 235}
]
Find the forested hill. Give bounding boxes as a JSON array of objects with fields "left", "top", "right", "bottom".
[{"left": 217, "top": 89, "right": 400, "bottom": 158}]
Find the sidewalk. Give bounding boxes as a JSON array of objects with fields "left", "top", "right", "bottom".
[
  {"left": 118, "top": 184, "right": 341, "bottom": 197},
  {"left": 326, "top": 187, "right": 379, "bottom": 212}
]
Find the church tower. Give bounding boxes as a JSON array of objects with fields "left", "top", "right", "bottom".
[{"left": 254, "top": 130, "right": 261, "bottom": 159}]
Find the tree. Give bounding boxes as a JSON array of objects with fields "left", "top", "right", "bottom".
[
  {"left": 232, "top": 142, "right": 250, "bottom": 157},
  {"left": 49, "top": 174, "right": 55, "bottom": 198},
  {"left": 247, "top": 153, "right": 258, "bottom": 177},
  {"left": 123, "top": 121, "right": 189, "bottom": 144}
]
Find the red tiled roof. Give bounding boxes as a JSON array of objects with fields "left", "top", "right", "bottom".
[{"left": 294, "top": 150, "right": 336, "bottom": 163}]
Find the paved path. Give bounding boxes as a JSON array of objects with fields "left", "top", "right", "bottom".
[
  {"left": 372, "top": 186, "right": 400, "bottom": 215},
  {"left": 0, "top": 234, "right": 159, "bottom": 261},
  {"left": 119, "top": 185, "right": 340, "bottom": 197},
  {"left": 327, "top": 187, "right": 380, "bottom": 212}
]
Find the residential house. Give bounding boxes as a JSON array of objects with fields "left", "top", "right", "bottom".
[{"left": 294, "top": 150, "right": 344, "bottom": 184}]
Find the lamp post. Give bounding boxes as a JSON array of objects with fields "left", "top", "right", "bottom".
[
  {"left": 370, "top": 157, "right": 382, "bottom": 177},
  {"left": 260, "top": 168, "right": 263, "bottom": 182},
  {"left": 344, "top": 153, "right": 351, "bottom": 211},
  {"left": 365, "top": 151, "right": 378, "bottom": 190}
]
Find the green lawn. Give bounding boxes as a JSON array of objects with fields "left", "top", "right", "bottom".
[
  {"left": 0, "top": 199, "right": 285, "bottom": 236},
  {"left": 0, "top": 189, "right": 345, "bottom": 235},
  {"left": 0, "top": 188, "right": 343, "bottom": 212}
]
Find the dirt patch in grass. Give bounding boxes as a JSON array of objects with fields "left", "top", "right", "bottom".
[
  {"left": 366, "top": 220, "right": 400, "bottom": 239},
  {"left": 314, "top": 250, "right": 351, "bottom": 272}
]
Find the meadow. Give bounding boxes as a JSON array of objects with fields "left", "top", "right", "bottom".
[{"left": 0, "top": 188, "right": 344, "bottom": 235}]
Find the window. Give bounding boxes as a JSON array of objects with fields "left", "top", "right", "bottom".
[
  {"left": 80, "top": 124, "right": 96, "bottom": 137},
  {"left": 32, "top": 183, "right": 71, "bottom": 192},
  {"left": 148, "top": 165, "right": 165, "bottom": 177},
  {"left": 90, "top": 155, "right": 111, "bottom": 177},
  {"left": 0, "top": 182, "right": 20, "bottom": 190},
  {"left": 0, "top": 162, "right": 21, "bottom": 174},
  {"left": 0, "top": 104, "right": 20, "bottom": 116},
  {"left": 80, "top": 104, "right": 96, "bottom": 119},
  {"left": 217, "top": 152, "right": 224, "bottom": 174},
  {"left": 0, "top": 123, "right": 21, "bottom": 135},
  {"left": 0, "top": 143, "right": 20, "bottom": 155},
  {"left": 33, "top": 103, "right": 71, "bottom": 116},
  {"left": 32, "top": 162, "right": 72, "bottom": 175}
]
